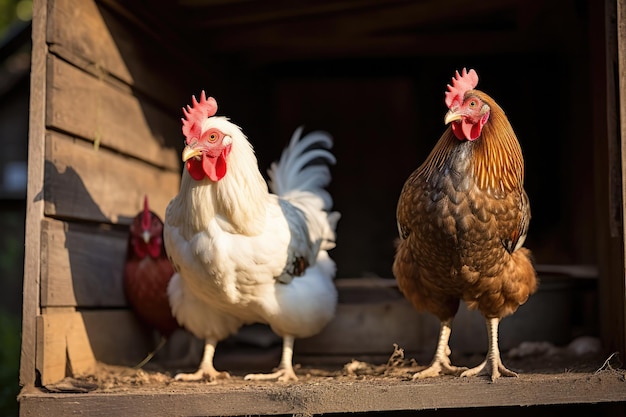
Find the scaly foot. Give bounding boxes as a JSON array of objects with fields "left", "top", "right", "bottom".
[
  {"left": 412, "top": 324, "right": 467, "bottom": 379},
  {"left": 244, "top": 367, "right": 298, "bottom": 382},
  {"left": 461, "top": 317, "right": 519, "bottom": 381},
  {"left": 412, "top": 359, "right": 467, "bottom": 379},
  {"left": 461, "top": 358, "right": 518, "bottom": 381},
  {"left": 174, "top": 368, "right": 231, "bottom": 382}
]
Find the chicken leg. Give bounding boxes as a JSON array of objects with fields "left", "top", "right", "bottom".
[
  {"left": 244, "top": 335, "right": 298, "bottom": 382},
  {"left": 173, "top": 337, "right": 230, "bottom": 382},
  {"left": 412, "top": 319, "right": 467, "bottom": 379},
  {"left": 461, "top": 317, "right": 517, "bottom": 381}
]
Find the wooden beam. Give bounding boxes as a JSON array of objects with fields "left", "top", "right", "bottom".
[
  {"left": 40, "top": 218, "right": 128, "bottom": 308},
  {"left": 43, "top": 132, "right": 179, "bottom": 224},
  {"left": 36, "top": 309, "right": 97, "bottom": 386},
  {"left": 46, "top": 56, "right": 181, "bottom": 171},
  {"left": 48, "top": 0, "right": 187, "bottom": 108},
  {"left": 181, "top": 0, "right": 522, "bottom": 30},
  {"left": 591, "top": 0, "right": 626, "bottom": 359},
  {"left": 20, "top": 0, "right": 48, "bottom": 388},
  {"left": 18, "top": 371, "right": 626, "bottom": 416},
  {"left": 208, "top": 31, "right": 543, "bottom": 64},
  {"left": 616, "top": 0, "right": 626, "bottom": 358}
]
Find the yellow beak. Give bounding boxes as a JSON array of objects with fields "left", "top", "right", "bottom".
[
  {"left": 182, "top": 145, "right": 202, "bottom": 162},
  {"left": 444, "top": 110, "right": 463, "bottom": 125}
]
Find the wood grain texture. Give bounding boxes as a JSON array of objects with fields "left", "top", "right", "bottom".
[
  {"left": 80, "top": 309, "right": 156, "bottom": 367},
  {"left": 40, "top": 218, "right": 127, "bottom": 308},
  {"left": 20, "top": 0, "right": 48, "bottom": 388},
  {"left": 47, "top": 0, "right": 200, "bottom": 112},
  {"left": 35, "top": 309, "right": 156, "bottom": 386},
  {"left": 44, "top": 132, "right": 179, "bottom": 224},
  {"left": 36, "top": 310, "right": 97, "bottom": 386},
  {"left": 46, "top": 56, "right": 181, "bottom": 170},
  {"left": 47, "top": 0, "right": 181, "bottom": 103},
  {"left": 591, "top": 0, "right": 626, "bottom": 362},
  {"left": 18, "top": 371, "right": 626, "bottom": 416},
  {"left": 616, "top": 0, "right": 626, "bottom": 360}
]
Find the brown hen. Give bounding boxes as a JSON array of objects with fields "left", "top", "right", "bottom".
[
  {"left": 392, "top": 68, "right": 538, "bottom": 381},
  {"left": 124, "top": 195, "right": 178, "bottom": 366}
]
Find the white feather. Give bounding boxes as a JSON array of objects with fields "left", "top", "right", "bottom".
[{"left": 164, "top": 118, "right": 340, "bottom": 379}]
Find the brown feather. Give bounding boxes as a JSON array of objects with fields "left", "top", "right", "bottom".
[{"left": 393, "top": 88, "right": 537, "bottom": 322}]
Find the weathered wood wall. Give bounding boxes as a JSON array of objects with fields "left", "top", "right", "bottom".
[{"left": 22, "top": 0, "right": 193, "bottom": 386}]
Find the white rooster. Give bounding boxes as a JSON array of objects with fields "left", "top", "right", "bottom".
[{"left": 164, "top": 92, "right": 340, "bottom": 382}]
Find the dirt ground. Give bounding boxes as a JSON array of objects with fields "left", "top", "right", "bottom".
[
  {"left": 21, "top": 340, "right": 625, "bottom": 417},
  {"left": 42, "top": 340, "right": 624, "bottom": 394}
]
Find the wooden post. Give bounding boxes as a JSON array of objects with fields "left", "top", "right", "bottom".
[
  {"left": 592, "top": 0, "right": 626, "bottom": 359},
  {"left": 616, "top": 0, "right": 626, "bottom": 358},
  {"left": 20, "top": 0, "right": 47, "bottom": 388}
]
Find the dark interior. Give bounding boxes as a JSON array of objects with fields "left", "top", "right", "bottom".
[{"left": 114, "top": 0, "right": 595, "bottom": 279}]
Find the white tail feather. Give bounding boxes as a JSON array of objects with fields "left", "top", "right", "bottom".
[{"left": 267, "top": 126, "right": 335, "bottom": 210}]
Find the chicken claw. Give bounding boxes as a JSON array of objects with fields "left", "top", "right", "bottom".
[
  {"left": 244, "top": 335, "right": 298, "bottom": 382},
  {"left": 460, "top": 317, "right": 518, "bottom": 382},
  {"left": 173, "top": 337, "right": 230, "bottom": 382},
  {"left": 244, "top": 367, "right": 298, "bottom": 382},
  {"left": 412, "top": 345, "right": 467, "bottom": 379},
  {"left": 413, "top": 357, "right": 467, "bottom": 379},
  {"left": 173, "top": 368, "right": 230, "bottom": 382},
  {"left": 460, "top": 357, "right": 517, "bottom": 381},
  {"left": 412, "top": 319, "right": 467, "bottom": 379}
]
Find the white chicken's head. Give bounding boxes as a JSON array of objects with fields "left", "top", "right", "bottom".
[{"left": 181, "top": 92, "right": 233, "bottom": 181}]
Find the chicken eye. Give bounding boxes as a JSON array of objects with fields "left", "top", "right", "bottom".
[
  {"left": 208, "top": 133, "right": 218, "bottom": 142},
  {"left": 469, "top": 100, "right": 477, "bottom": 107}
]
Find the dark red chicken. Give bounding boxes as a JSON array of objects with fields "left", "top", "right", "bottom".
[
  {"left": 124, "top": 195, "right": 178, "bottom": 365},
  {"left": 392, "top": 68, "right": 538, "bottom": 381}
]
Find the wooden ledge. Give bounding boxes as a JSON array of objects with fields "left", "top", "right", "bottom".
[{"left": 18, "top": 361, "right": 626, "bottom": 416}]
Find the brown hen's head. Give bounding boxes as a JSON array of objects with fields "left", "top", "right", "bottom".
[
  {"left": 129, "top": 195, "right": 165, "bottom": 259},
  {"left": 444, "top": 68, "right": 490, "bottom": 141}
]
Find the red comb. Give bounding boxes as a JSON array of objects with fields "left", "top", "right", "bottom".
[
  {"left": 182, "top": 91, "right": 218, "bottom": 143},
  {"left": 141, "top": 194, "right": 151, "bottom": 230},
  {"left": 444, "top": 68, "right": 479, "bottom": 109}
]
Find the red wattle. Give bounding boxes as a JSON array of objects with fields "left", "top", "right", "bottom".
[
  {"left": 451, "top": 122, "right": 465, "bottom": 140},
  {"left": 186, "top": 144, "right": 231, "bottom": 182},
  {"left": 463, "top": 121, "right": 480, "bottom": 141},
  {"left": 147, "top": 237, "right": 162, "bottom": 258},
  {"left": 202, "top": 154, "right": 227, "bottom": 182},
  {"left": 187, "top": 159, "right": 206, "bottom": 180}
]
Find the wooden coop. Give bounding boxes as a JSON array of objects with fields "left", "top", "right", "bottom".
[{"left": 17, "top": 0, "right": 626, "bottom": 415}]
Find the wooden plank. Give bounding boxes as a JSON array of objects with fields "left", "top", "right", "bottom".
[
  {"left": 17, "top": 371, "right": 626, "bottom": 416},
  {"left": 36, "top": 309, "right": 97, "bottom": 386},
  {"left": 66, "top": 313, "right": 98, "bottom": 378},
  {"left": 20, "top": 0, "right": 48, "bottom": 388},
  {"left": 176, "top": 0, "right": 519, "bottom": 31},
  {"left": 46, "top": 55, "right": 180, "bottom": 170},
  {"left": 80, "top": 309, "right": 155, "bottom": 367},
  {"left": 40, "top": 218, "right": 127, "bottom": 308},
  {"left": 179, "top": 0, "right": 567, "bottom": 62},
  {"left": 617, "top": 0, "right": 626, "bottom": 361},
  {"left": 44, "top": 131, "right": 179, "bottom": 224},
  {"left": 47, "top": 0, "right": 131, "bottom": 85},
  {"left": 36, "top": 309, "right": 155, "bottom": 385},
  {"left": 591, "top": 0, "right": 626, "bottom": 361},
  {"left": 46, "top": 0, "right": 197, "bottom": 109},
  {"left": 35, "top": 314, "right": 66, "bottom": 386}
]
